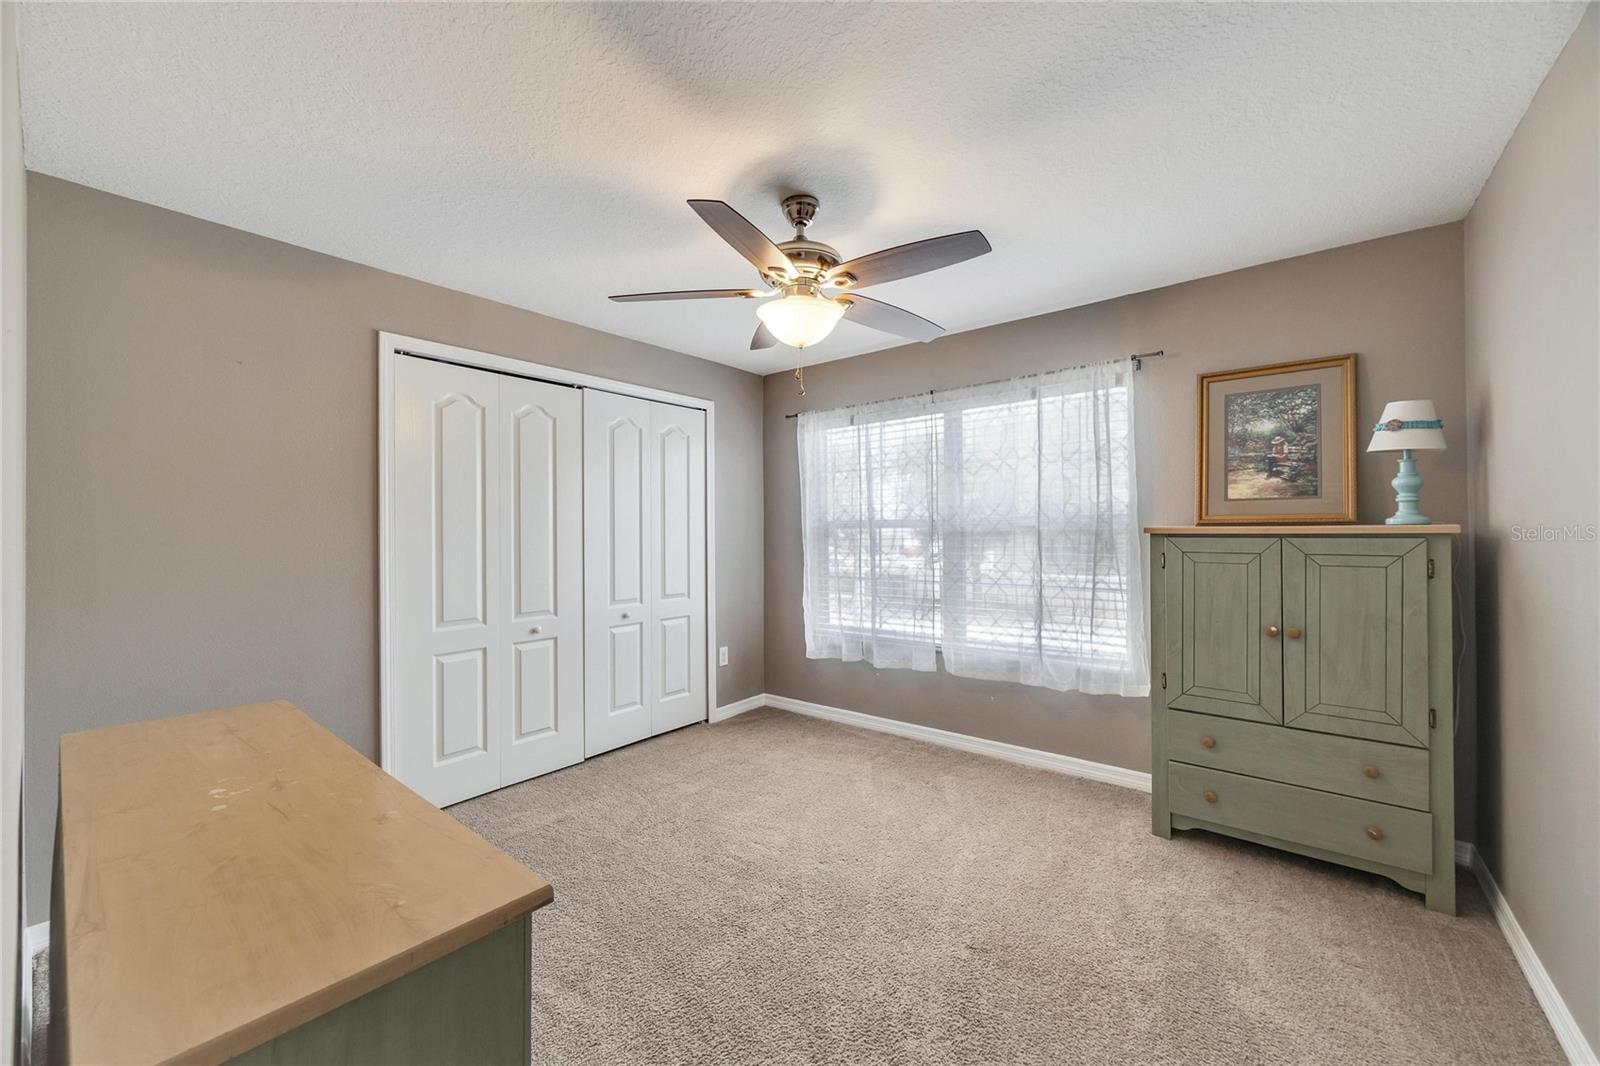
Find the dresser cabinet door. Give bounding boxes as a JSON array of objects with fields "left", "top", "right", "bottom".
[
  {"left": 1165, "top": 537, "right": 1282, "bottom": 724},
  {"left": 1283, "top": 537, "right": 1429, "bottom": 746}
]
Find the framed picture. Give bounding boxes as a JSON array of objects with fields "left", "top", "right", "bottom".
[{"left": 1196, "top": 354, "right": 1357, "bottom": 524}]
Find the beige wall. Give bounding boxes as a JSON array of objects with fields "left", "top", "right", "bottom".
[
  {"left": 1465, "top": 4, "right": 1599, "bottom": 1053},
  {"left": 2, "top": 1, "right": 24, "bottom": 1055},
  {"left": 22, "top": 174, "right": 765, "bottom": 924},
  {"left": 765, "top": 223, "right": 1471, "bottom": 811}
]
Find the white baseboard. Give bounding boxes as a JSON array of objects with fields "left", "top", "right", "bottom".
[
  {"left": 710, "top": 694, "right": 767, "bottom": 723},
  {"left": 1461, "top": 843, "right": 1597, "bottom": 1065},
  {"left": 761, "top": 693, "right": 1153, "bottom": 793},
  {"left": 26, "top": 919, "right": 47, "bottom": 960}
]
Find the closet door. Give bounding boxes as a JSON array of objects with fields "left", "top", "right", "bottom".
[
  {"left": 499, "top": 376, "right": 585, "bottom": 783},
  {"left": 648, "top": 404, "right": 707, "bottom": 734},
  {"left": 392, "top": 357, "right": 504, "bottom": 806},
  {"left": 584, "top": 390, "right": 654, "bottom": 756}
]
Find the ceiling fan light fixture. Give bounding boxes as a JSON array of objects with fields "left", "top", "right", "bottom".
[{"left": 755, "top": 288, "right": 846, "bottom": 349}]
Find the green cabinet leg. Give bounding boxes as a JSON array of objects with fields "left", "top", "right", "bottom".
[{"left": 1426, "top": 866, "right": 1457, "bottom": 915}]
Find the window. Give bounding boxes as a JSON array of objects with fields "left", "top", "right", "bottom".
[{"left": 798, "top": 360, "right": 1147, "bottom": 697}]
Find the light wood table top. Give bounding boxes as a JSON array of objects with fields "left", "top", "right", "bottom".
[
  {"left": 55, "top": 700, "right": 553, "bottom": 1066},
  {"left": 1144, "top": 524, "right": 1462, "bottom": 535}
]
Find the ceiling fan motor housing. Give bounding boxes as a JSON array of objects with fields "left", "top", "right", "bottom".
[
  {"left": 777, "top": 238, "right": 841, "bottom": 280},
  {"left": 781, "top": 193, "right": 819, "bottom": 232},
  {"left": 775, "top": 194, "right": 839, "bottom": 282}
]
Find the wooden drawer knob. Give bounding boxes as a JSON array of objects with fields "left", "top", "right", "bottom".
[
  {"left": 1202, "top": 790, "right": 1217, "bottom": 804},
  {"left": 1200, "top": 736, "right": 1216, "bottom": 749},
  {"left": 1286, "top": 626, "right": 1303, "bottom": 640},
  {"left": 1362, "top": 765, "right": 1380, "bottom": 779},
  {"left": 1365, "top": 826, "right": 1384, "bottom": 841},
  {"left": 1265, "top": 625, "right": 1281, "bottom": 638}
]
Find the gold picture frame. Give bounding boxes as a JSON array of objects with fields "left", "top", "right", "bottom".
[{"left": 1196, "top": 354, "right": 1357, "bottom": 525}]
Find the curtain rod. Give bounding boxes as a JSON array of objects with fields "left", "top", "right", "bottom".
[{"left": 781, "top": 350, "right": 1166, "bottom": 419}]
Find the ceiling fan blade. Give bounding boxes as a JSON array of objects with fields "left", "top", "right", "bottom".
[
  {"left": 750, "top": 323, "right": 779, "bottom": 350},
  {"left": 609, "top": 288, "right": 763, "bottom": 302},
  {"left": 688, "top": 200, "right": 794, "bottom": 278},
  {"left": 829, "top": 230, "right": 991, "bottom": 289},
  {"left": 839, "top": 294, "right": 945, "bottom": 343}
]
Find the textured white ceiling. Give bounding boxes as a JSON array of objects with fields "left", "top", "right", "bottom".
[{"left": 17, "top": 2, "right": 1585, "bottom": 374}]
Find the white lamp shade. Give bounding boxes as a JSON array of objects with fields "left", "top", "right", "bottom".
[
  {"left": 756, "top": 292, "right": 847, "bottom": 349},
  {"left": 1367, "top": 399, "right": 1447, "bottom": 452}
]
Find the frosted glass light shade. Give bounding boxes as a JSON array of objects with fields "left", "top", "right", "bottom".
[
  {"left": 756, "top": 292, "right": 846, "bottom": 349},
  {"left": 1367, "top": 399, "right": 1447, "bottom": 452}
]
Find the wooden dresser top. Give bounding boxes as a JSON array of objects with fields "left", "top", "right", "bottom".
[
  {"left": 1145, "top": 524, "right": 1462, "bottom": 535},
  {"left": 55, "top": 700, "right": 553, "bottom": 1065}
]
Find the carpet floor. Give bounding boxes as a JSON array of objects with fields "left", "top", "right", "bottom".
[
  {"left": 452, "top": 708, "right": 1562, "bottom": 1065},
  {"left": 32, "top": 707, "right": 1565, "bottom": 1064}
]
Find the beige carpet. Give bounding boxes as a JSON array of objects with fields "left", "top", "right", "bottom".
[
  {"left": 451, "top": 708, "right": 1563, "bottom": 1065},
  {"left": 32, "top": 707, "right": 1564, "bottom": 1064}
]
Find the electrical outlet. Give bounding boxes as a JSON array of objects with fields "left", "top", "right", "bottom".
[{"left": 718, "top": 646, "right": 729, "bottom": 667}]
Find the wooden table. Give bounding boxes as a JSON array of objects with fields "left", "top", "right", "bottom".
[{"left": 50, "top": 700, "right": 553, "bottom": 1065}]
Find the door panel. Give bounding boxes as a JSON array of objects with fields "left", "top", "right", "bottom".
[
  {"left": 608, "top": 420, "right": 645, "bottom": 605},
  {"left": 392, "top": 357, "right": 504, "bottom": 805},
  {"left": 658, "top": 616, "right": 691, "bottom": 698},
  {"left": 435, "top": 650, "right": 488, "bottom": 759},
  {"left": 499, "top": 375, "right": 584, "bottom": 783},
  {"left": 1284, "top": 537, "right": 1429, "bottom": 746},
  {"left": 648, "top": 404, "right": 706, "bottom": 735},
  {"left": 1166, "top": 537, "right": 1282, "bottom": 723},
  {"left": 434, "top": 395, "right": 489, "bottom": 628},
  {"left": 585, "top": 391, "right": 654, "bottom": 755},
  {"left": 511, "top": 406, "right": 557, "bottom": 619},
  {"left": 512, "top": 639, "right": 557, "bottom": 738},
  {"left": 609, "top": 624, "right": 645, "bottom": 709},
  {"left": 658, "top": 427, "right": 692, "bottom": 599}
]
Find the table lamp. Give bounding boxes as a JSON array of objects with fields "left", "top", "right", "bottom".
[{"left": 1367, "top": 400, "right": 1446, "bottom": 524}]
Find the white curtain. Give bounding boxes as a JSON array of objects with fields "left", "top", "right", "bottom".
[
  {"left": 798, "top": 392, "right": 942, "bottom": 671},
  {"left": 798, "top": 360, "right": 1147, "bottom": 697}
]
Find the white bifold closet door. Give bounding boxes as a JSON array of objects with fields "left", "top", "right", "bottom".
[
  {"left": 391, "top": 356, "right": 583, "bottom": 806},
  {"left": 583, "top": 390, "right": 707, "bottom": 757}
]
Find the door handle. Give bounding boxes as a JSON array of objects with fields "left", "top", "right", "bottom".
[
  {"left": 621, "top": 612, "right": 630, "bottom": 620},
  {"left": 1286, "top": 626, "right": 1303, "bottom": 640},
  {"left": 1265, "top": 625, "right": 1281, "bottom": 638}
]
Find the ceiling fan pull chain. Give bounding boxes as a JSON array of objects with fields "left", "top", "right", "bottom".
[{"left": 794, "top": 365, "right": 806, "bottom": 397}]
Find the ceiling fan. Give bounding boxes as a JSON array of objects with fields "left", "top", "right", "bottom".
[{"left": 610, "top": 194, "right": 991, "bottom": 351}]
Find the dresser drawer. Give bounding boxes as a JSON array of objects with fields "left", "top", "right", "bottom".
[
  {"left": 1168, "top": 762, "right": 1434, "bottom": 874},
  {"left": 1167, "top": 710, "right": 1429, "bottom": 810}
]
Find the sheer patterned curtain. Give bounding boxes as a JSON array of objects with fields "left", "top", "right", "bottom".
[
  {"left": 798, "top": 393, "right": 941, "bottom": 671},
  {"left": 798, "top": 359, "right": 1147, "bottom": 697}
]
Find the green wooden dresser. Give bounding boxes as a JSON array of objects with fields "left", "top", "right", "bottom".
[{"left": 1147, "top": 525, "right": 1459, "bottom": 913}]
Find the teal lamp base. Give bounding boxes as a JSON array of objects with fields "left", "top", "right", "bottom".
[{"left": 1385, "top": 448, "right": 1432, "bottom": 525}]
